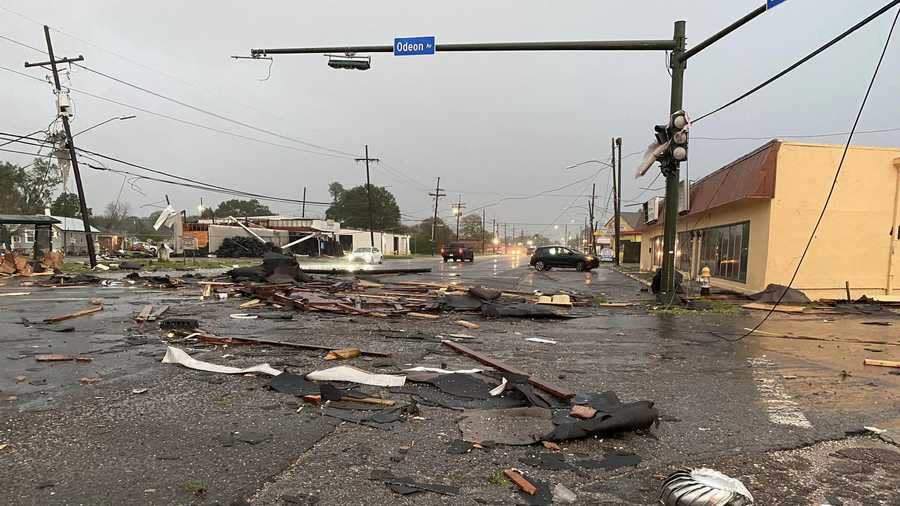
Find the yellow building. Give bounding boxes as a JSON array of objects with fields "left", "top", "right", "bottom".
[{"left": 638, "top": 140, "right": 900, "bottom": 300}]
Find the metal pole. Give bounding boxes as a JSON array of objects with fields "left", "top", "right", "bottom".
[
  {"left": 41, "top": 26, "right": 97, "bottom": 268},
  {"left": 611, "top": 138, "right": 619, "bottom": 264},
  {"left": 251, "top": 39, "right": 677, "bottom": 56},
  {"left": 429, "top": 177, "right": 443, "bottom": 256},
  {"left": 455, "top": 195, "right": 462, "bottom": 239},
  {"left": 492, "top": 218, "right": 496, "bottom": 254},
  {"left": 615, "top": 137, "right": 622, "bottom": 265},
  {"left": 301, "top": 186, "right": 306, "bottom": 218},
  {"left": 661, "top": 21, "right": 686, "bottom": 302},
  {"left": 589, "top": 183, "right": 596, "bottom": 255},
  {"left": 363, "top": 145, "right": 374, "bottom": 248},
  {"left": 681, "top": 4, "right": 767, "bottom": 61}
]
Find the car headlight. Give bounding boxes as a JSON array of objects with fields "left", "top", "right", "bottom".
[{"left": 586, "top": 256, "right": 594, "bottom": 261}]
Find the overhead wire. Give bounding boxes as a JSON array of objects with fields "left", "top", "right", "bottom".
[
  {"left": 712, "top": 3, "right": 899, "bottom": 343},
  {"left": 694, "top": 0, "right": 900, "bottom": 123}
]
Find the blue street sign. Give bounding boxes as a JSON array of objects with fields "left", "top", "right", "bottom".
[
  {"left": 394, "top": 36, "right": 436, "bottom": 56},
  {"left": 767, "top": 0, "right": 787, "bottom": 9}
]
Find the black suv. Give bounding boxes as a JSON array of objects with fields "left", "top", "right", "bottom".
[
  {"left": 530, "top": 246, "right": 598, "bottom": 272},
  {"left": 441, "top": 242, "right": 475, "bottom": 262}
]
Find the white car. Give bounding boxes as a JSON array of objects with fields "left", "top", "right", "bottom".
[{"left": 348, "top": 247, "right": 383, "bottom": 264}]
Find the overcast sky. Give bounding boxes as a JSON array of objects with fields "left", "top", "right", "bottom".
[{"left": 1, "top": 0, "right": 898, "bottom": 239}]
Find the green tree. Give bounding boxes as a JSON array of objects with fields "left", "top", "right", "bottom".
[
  {"left": 50, "top": 192, "right": 89, "bottom": 217},
  {"left": 325, "top": 182, "right": 401, "bottom": 230},
  {"left": 19, "top": 158, "right": 62, "bottom": 214},
  {"left": 460, "top": 214, "right": 484, "bottom": 240},
  {"left": 0, "top": 162, "right": 25, "bottom": 212},
  {"left": 200, "top": 207, "right": 215, "bottom": 219},
  {"left": 214, "top": 199, "right": 272, "bottom": 218}
]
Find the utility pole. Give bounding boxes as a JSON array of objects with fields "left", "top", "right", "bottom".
[
  {"left": 615, "top": 137, "right": 623, "bottom": 265},
  {"left": 354, "top": 145, "right": 380, "bottom": 248},
  {"left": 301, "top": 186, "right": 307, "bottom": 218},
  {"left": 452, "top": 195, "right": 465, "bottom": 240},
  {"left": 428, "top": 177, "right": 446, "bottom": 256},
  {"left": 25, "top": 26, "right": 96, "bottom": 267},
  {"left": 492, "top": 218, "right": 496, "bottom": 254},
  {"left": 503, "top": 223, "right": 508, "bottom": 253},
  {"left": 660, "top": 22, "right": 686, "bottom": 304},
  {"left": 589, "top": 183, "right": 596, "bottom": 255},
  {"left": 481, "top": 208, "right": 486, "bottom": 254}
]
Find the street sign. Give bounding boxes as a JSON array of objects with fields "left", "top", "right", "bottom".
[
  {"left": 394, "top": 36, "right": 435, "bottom": 56},
  {"left": 766, "top": 0, "right": 787, "bottom": 9}
]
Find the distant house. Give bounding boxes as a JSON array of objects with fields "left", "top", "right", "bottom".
[
  {"left": 9, "top": 215, "right": 100, "bottom": 255},
  {"left": 602, "top": 211, "right": 644, "bottom": 263}
]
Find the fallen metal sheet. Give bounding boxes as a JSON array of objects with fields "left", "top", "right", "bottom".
[
  {"left": 459, "top": 407, "right": 556, "bottom": 445},
  {"left": 161, "top": 346, "right": 282, "bottom": 376},
  {"left": 442, "top": 341, "right": 575, "bottom": 399},
  {"left": 306, "top": 365, "right": 405, "bottom": 387}
]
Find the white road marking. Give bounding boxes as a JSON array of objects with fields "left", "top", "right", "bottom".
[{"left": 747, "top": 357, "right": 813, "bottom": 429}]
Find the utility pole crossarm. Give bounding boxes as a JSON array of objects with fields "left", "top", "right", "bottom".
[{"left": 250, "top": 39, "right": 676, "bottom": 56}]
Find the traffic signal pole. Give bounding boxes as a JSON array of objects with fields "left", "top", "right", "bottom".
[
  {"left": 659, "top": 21, "right": 686, "bottom": 305},
  {"left": 247, "top": 6, "right": 774, "bottom": 301}
]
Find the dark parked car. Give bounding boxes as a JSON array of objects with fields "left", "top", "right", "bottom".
[
  {"left": 441, "top": 242, "right": 474, "bottom": 262},
  {"left": 529, "top": 246, "right": 599, "bottom": 272}
]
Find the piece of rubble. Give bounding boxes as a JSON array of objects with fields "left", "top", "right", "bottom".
[
  {"left": 35, "top": 354, "right": 92, "bottom": 362},
  {"left": 43, "top": 305, "right": 103, "bottom": 323},
  {"left": 504, "top": 469, "right": 537, "bottom": 495},
  {"left": 569, "top": 404, "right": 597, "bottom": 419},
  {"left": 306, "top": 365, "right": 405, "bottom": 387},
  {"left": 161, "top": 346, "right": 281, "bottom": 376},
  {"left": 659, "top": 468, "right": 754, "bottom": 505},
  {"left": 324, "top": 348, "right": 361, "bottom": 361}
]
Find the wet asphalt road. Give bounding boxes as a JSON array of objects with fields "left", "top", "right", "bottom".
[{"left": 1, "top": 255, "right": 899, "bottom": 505}]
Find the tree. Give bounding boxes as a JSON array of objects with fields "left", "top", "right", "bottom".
[
  {"left": 408, "top": 217, "right": 452, "bottom": 254},
  {"left": 50, "top": 193, "right": 89, "bottom": 217},
  {"left": 93, "top": 200, "right": 131, "bottom": 232},
  {"left": 0, "top": 162, "right": 25, "bottom": 213},
  {"left": 200, "top": 207, "right": 215, "bottom": 219},
  {"left": 325, "top": 182, "right": 401, "bottom": 230},
  {"left": 214, "top": 199, "right": 272, "bottom": 218},
  {"left": 20, "top": 158, "right": 62, "bottom": 214},
  {"left": 460, "top": 214, "right": 484, "bottom": 241}
]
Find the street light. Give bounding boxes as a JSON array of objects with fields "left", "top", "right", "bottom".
[{"left": 73, "top": 115, "right": 136, "bottom": 137}]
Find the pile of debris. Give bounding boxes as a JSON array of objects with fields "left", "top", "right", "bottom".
[{"left": 0, "top": 250, "right": 64, "bottom": 277}]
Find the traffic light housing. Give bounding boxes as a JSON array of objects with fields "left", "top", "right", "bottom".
[{"left": 668, "top": 110, "right": 689, "bottom": 164}]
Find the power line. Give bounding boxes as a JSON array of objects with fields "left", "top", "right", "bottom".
[
  {"left": 695, "top": 0, "right": 900, "bottom": 123},
  {"left": 692, "top": 126, "right": 900, "bottom": 141},
  {"left": 714, "top": 4, "right": 899, "bottom": 343},
  {"left": 0, "top": 63, "right": 357, "bottom": 161}
]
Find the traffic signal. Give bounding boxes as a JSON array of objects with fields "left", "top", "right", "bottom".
[{"left": 668, "top": 110, "right": 689, "bottom": 164}]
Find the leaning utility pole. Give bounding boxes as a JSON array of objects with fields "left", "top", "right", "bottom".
[
  {"left": 354, "top": 145, "right": 380, "bottom": 248},
  {"left": 301, "top": 186, "right": 307, "bottom": 218},
  {"left": 660, "top": 22, "right": 686, "bottom": 302},
  {"left": 428, "top": 177, "right": 446, "bottom": 256},
  {"left": 25, "top": 26, "right": 96, "bottom": 267},
  {"left": 615, "top": 137, "right": 623, "bottom": 265}
]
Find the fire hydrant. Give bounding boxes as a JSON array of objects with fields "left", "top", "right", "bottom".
[{"left": 698, "top": 266, "right": 711, "bottom": 296}]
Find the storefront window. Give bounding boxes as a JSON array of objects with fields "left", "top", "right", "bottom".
[
  {"left": 650, "top": 235, "right": 663, "bottom": 268},
  {"left": 697, "top": 222, "right": 750, "bottom": 283},
  {"left": 676, "top": 231, "right": 692, "bottom": 273}
]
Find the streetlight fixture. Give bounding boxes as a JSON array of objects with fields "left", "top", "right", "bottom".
[{"left": 73, "top": 115, "right": 136, "bottom": 137}]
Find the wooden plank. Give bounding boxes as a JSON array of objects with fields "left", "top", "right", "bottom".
[
  {"left": 0, "top": 292, "right": 30, "bottom": 297},
  {"left": 503, "top": 469, "right": 537, "bottom": 496},
  {"left": 442, "top": 341, "right": 574, "bottom": 399},
  {"left": 135, "top": 304, "right": 154, "bottom": 322},
  {"left": 454, "top": 320, "right": 481, "bottom": 329},
  {"left": 409, "top": 312, "right": 440, "bottom": 319},
  {"left": 864, "top": 358, "right": 900, "bottom": 368},
  {"left": 741, "top": 302, "right": 805, "bottom": 314},
  {"left": 35, "top": 354, "right": 92, "bottom": 362},
  {"left": 302, "top": 394, "right": 395, "bottom": 406},
  {"left": 197, "top": 334, "right": 391, "bottom": 357},
  {"left": 43, "top": 305, "right": 103, "bottom": 323}
]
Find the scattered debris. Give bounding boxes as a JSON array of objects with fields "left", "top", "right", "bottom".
[
  {"left": 0, "top": 292, "right": 29, "bottom": 297},
  {"left": 542, "top": 441, "right": 561, "bottom": 452},
  {"left": 79, "top": 377, "right": 102, "bottom": 385},
  {"left": 537, "top": 294, "right": 572, "bottom": 307},
  {"left": 159, "top": 318, "right": 199, "bottom": 331},
  {"left": 525, "top": 337, "right": 557, "bottom": 345},
  {"left": 569, "top": 404, "right": 597, "bottom": 419},
  {"left": 197, "top": 334, "right": 390, "bottom": 357},
  {"left": 35, "top": 354, "right": 92, "bottom": 362},
  {"left": 132, "top": 388, "right": 149, "bottom": 394},
  {"left": 135, "top": 304, "right": 154, "bottom": 322},
  {"left": 370, "top": 469, "right": 459, "bottom": 496},
  {"left": 659, "top": 468, "right": 754, "bottom": 505},
  {"left": 14, "top": 375, "right": 25, "bottom": 383},
  {"left": 454, "top": 319, "right": 481, "bottom": 329},
  {"left": 43, "top": 305, "right": 103, "bottom": 323},
  {"left": 324, "top": 348, "right": 361, "bottom": 360},
  {"left": 504, "top": 468, "right": 537, "bottom": 495},
  {"left": 750, "top": 283, "right": 810, "bottom": 304},
  {"left": 161, "top": 346, "right": 282, "bottom": 376},
  {"left": 741, "top": 302, "right": 804, "bottom": 314},
  {"left": 306, "top": 365, "right": 405, "bottom": 387},
  {"left": 408, "top": 312, "right": 440, "bottom": 319},
  {"left": 442, "top": 341, "right": 574, "bottom": 399},
  {"left": 552, "top": 484, "right": 577, "bottom": 504}
]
